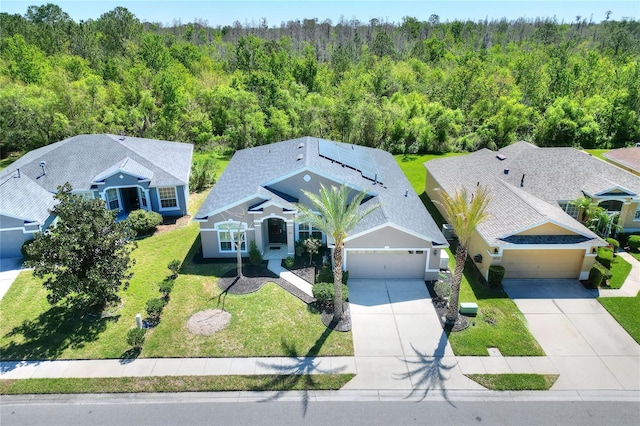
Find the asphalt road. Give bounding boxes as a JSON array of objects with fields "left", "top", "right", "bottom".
[{"left": 2, "top": 393, "right": 639, "bottom": 426}]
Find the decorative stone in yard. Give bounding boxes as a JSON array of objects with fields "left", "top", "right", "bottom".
[{"left": 187, "top": 309, "right": 231, "bottom": 336}]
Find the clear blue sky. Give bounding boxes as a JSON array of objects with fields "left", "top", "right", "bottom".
[{"left": 2, "top": 1, "right": 638, "bottom": 27}]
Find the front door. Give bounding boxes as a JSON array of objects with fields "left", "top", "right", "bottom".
[
  {"left": 121, "top": 187, "right": 140, "bottom": 213},
  {"left": 268, "top": 218, "right": 287, "bottom": 244}
]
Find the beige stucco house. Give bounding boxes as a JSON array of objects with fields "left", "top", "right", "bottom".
[
  {"left": 424, "top": 142, "right": 640, "bottom": 280},
  {"left": 195, "top": 137, "right": 448, "bottom": 280}
]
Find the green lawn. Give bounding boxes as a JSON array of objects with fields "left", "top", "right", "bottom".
[
  {"left": 445, "top": 250, "right": 544, "bottom": 356},
  {"left": 0, "top": 152, "right": 23, "bottom": 171},
  {"left": 599, "top": 293, "right": 640, "bottom": 344},
  {"left": 606, "top": 255, "right": 632, "bottom": 289},
  {"left": 467, "top": 374, "right": 558, "bottom": 390},
  {"left": 395, "top": 154, "right": 544, "bottom": 356},
  {"left": 0, "top": 374, "right": 355, "bottom": 395},
  {"left": 583, "top": 149, "right": 610, "bottom": 161},
  {"left": 0, "top": 192, "right": 352, "bottom": 360},
  {"left": 394, "top": 152, "right": 467, "bottom": 194}
]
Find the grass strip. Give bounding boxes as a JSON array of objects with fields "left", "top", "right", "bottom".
[
  {"left": 466, "top": 374, "right": 558, "bottom": 390},
  {"left": 0, "top": 374, "right": 355, "bottom": 395},
  {"left": 606, "top": 255, "right": 632, "bottom": 289}
]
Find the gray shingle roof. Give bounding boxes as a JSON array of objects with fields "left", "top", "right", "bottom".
[
  {"left": 0, "top": 134, "right": 193, "bottom": 193},
  {"left": 0, "top": 173, "right": 56, "bottom": 223},
  {"left": 603, "top": 147, "right": 640, "bottom": 173},
  {"left": 0, "top": 134, "right": 193, "bottom": 224},
  {"left": 425, "top": 142, "right": 609, "bottom": 246},
  {"left": 197, "top": 137, "right": 447, "bottom": 245}
]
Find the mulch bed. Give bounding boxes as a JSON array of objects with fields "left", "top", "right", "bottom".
[
  {"left": 426, "top": 276, "right": 471, "bottom": 332},
  {"left": 320, "top": 302, "right": 352, "bottom": 332},
  {"left": 217, "top": 264, "right": 280, "bottom": 295},
  {"left": 287, "top": 265, "right": 316, "bottom": 284},
  {"left": 155, "top": 215, "right": 191, "bottom": 234}
]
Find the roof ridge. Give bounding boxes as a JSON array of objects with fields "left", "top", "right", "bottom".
[
  {"left": 110, "top": 134, "right": 189, "bottom": 184},
  {"left": 496, "top": 180, "right": 546, "bottom": 218}
]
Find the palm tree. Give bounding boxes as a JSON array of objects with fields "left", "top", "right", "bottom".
[
  {"left": 435, "top": 185, "right": 491, "bottom": 325},
  {"left": 298, "top": 184, "right": 380, "bottom": 324},
  {"left": 570, "top": 196, "right": 597, "bottom": 223}
]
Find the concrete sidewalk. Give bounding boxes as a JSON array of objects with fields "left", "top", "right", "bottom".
[
  {"left": 1, "top": 356, "right": 357, "bottom": 379},
  {"left": 267, "top": 259, "right": 313, "bottom": 297},
  {"left": 598, "top": 251, "right": 640, "bottom": 298}
]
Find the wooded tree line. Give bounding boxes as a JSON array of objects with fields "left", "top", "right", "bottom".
[{"left": 1, "top": 4, "right": 639, "bottom": 158}]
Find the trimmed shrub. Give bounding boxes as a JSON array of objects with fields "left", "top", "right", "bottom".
[
  {"left": 21, "top": 239, "right": 39, "bottom": 261},
  {"left": 158, "top": 278, "right": 175, "bottom": 297},
  {"left": 316, "top": 265, "right": 333, "bottom": 283},
  {"left": 587, "top": 261, "right": 610, "bottom": 289},
  {"left": 312, "top": 282, "right": 348, "bottom": 306},
  {"left": 488, "top": 265, "right": 506, "bottom": 289},
  {"left": 125, "top": 209, "right": 162, "bottom": 237},
  {"left": 596, "top": 247, "right": 613, "bottom": 269},
  {"left": 628, "top": 235, "right": 640, "bottom": 251},
  {"left": 283, "top": 256, "right": 295, "bottom": 268},
  {"left": 316, "top": 266, "right": 348, "bottom": 285},
  {"left": 126, "top": 328, "right": 146, "bottom": 349},
  {"left": 434, "top": 278, "right": 452, "bottom": 299},
  {"left": 167, "top": 259, "right": 181, "bottom": 279},
  {"left": 605, "top": 238, "right": 620, "bottom": 249},
  {"left": 248, "top": 240, "right": 263, "bottom": 266},
  {"left": 145, "top": 298, "right": 166, "bottom": 323}
]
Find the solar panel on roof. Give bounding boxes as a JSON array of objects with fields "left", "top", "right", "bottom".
[{"left": 318, "top": 139, "right": 382, "bottom": 183}]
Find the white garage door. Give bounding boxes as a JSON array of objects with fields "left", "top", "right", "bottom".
[
  {"left": 347, "top": 250, "right": 427, "bottom": 279},
  {"left": 501, "top": 249, "right": 584, "bottom": 279}
]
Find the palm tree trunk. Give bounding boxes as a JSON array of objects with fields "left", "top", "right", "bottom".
[
  {"left": 446, "top": 245, "right": 467, "bottom": 323},
  {"left": 332, "top": 242, "right": 345, "bottom": 322}
]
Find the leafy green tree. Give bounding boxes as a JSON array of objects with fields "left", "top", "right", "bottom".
[
  {"left": 297, "top": 184, "right": 380, "bottom": 325},
  {"left": 435, "top": 185, "right": 491, "bottom": 324},
  {"left": 1, "top": 34, "right": 49, "bottom": 84},
  {"left": 25, "top": 183, "right": 136, "bottom": 311}
]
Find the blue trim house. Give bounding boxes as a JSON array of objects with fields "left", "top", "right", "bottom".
[{"left": 0, "top": 134, "right": 193, "bottom": 258}]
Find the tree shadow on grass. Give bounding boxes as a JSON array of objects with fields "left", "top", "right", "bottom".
[
  {"left": 395, "top": 331, "right": 457, "bottom": 405},
  {"left": 251, "top": 324, "right": 344, "bottom": 417},
  {"left": 1, "top": 305, "right": 117, "bottom": 363}
]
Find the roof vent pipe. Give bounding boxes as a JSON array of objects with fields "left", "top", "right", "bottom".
[
  {"left": 40, "top": 161, "right": 47, "bottom": 176},
  {"left": 15, "top": 168, "right": 21, "bottom": 178},
  {"left": 405, "top": 189, "right": 408, "bottom": 197},
  {"left": 520, "top": 173, "right": 525, "bottom": 187},
  {"left": 504, "top": 169, "right": 509, "bottom": 175}
]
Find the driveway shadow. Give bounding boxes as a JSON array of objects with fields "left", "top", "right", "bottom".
[
  {"left": 503, "top": 279, "right": 597, "bottom": 299},
  {"left": 395, "top": 331, "right": 457, "bottom": 405}
]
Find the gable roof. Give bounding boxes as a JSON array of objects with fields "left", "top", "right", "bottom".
[
  {"left": 603, "top": 147, "right": 640, "bottom": 174},
  {"left": 197, "top": 137, "right": 447, "bottom": 245},
  {"left": 0, "top": 134, "right": 193, "bottom": 193},
  {"left": 0, "top": 172, "right": 56, "bottom": 223},
  {"left": 425, "top": 142, "right": 612, "bottom": 246}
]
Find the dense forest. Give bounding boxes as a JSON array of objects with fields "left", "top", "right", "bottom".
[{"left": 1, "top": 4, "right": 639, "bottom": 159}]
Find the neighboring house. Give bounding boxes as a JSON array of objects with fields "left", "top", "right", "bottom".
[
  {"left": 424, "top": 141, "right": 640, "bottom": 280},
  {"left": 195, "top": 137, "right": 448, "bottom": 280},
  {"left": 0, "top": 134, "right": 193, "bottom": 258},
  {"left": 603, "top": 147, "right": 640, "bottom": 177}
]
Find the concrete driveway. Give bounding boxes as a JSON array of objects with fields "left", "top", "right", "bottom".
[
  {"left": 504, "top": 279, "right": 640, "bottom": 390},
  {"left": 0, "top": 257, "right": 23, "bottom": 301},
  {"left": 343, "top": 279, "right": 481, "bottom": 391}
]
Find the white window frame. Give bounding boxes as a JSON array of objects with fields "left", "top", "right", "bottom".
[
  {"left": 156, "top": 186, "right": 179, "bottom": 211},
  {"left": 563, "top": 203, "right": 579, "bottom": 219},
  {"left": 137, "top": 187, "right": 148, "bottom": 209},
  {"left": 296, "top": 222, "right": 324, "bottom": 243},
  {"left": 634, "top": 205, "right": 640, "bottom": 221},
  {"left": 74, "top": 191, "right": 94, "bottom": 200},
  {"left": 216, "top": 222, "right": 247, "bottom": 253},
  {"left": 105, "top": 188, "right": 120, "bottom": 211}
]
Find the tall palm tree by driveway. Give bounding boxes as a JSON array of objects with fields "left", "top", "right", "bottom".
[
  {"left": 436, "top": 185, "right": 491, "bottom": 324},
  {"left": 298, "top": 184, "right": 380, "bottom": 323}
]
